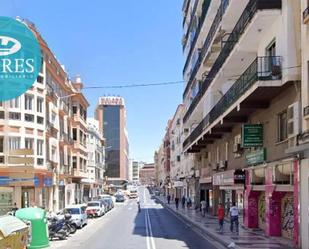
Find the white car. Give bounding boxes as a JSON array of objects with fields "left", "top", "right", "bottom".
[
  {"left": 65, "top": 204, "right": 88, "bottom": 228},
  {"left": 86, "top": 201, "right": 104, "bottom": 217}
]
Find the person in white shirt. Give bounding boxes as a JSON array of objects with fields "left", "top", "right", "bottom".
[
  {"left": 229, "top": 202, "right": 239, "bottom": 233},
  {"left": 200, "top": 200, "right": 207, "bottom": 217}
]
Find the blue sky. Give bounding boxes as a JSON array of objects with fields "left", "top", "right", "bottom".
[{"left": 1, "top": 0, "right": 184, "bottom": 162}]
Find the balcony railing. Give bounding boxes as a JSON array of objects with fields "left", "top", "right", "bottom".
[
  {"left": 183, "top": 0, "right": 229, "bottom": 95},
  {"left": 182, "top": 0, "right": 199, "bottom": 50},
  {"left": 183, "top": 56, "right": 282, "bottom": 150},
  {"left": 303, "top": 6, "right": 309, "bottom": 23},
  {"left": 183, "top": 0, "right": 282, "bottom": 123},
  {"left": 182, "top": 0, "right": 191, "bottom": 27},
  {"left": 183, "top": 0, "right": 214, "bottom": 76}
]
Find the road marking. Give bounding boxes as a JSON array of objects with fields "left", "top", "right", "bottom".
[
  {"left": 145, "top": 211, "right": 151, "bottom": 249},
  {"left": 146, "top": 208, "right": 156, "bottom": 249}
]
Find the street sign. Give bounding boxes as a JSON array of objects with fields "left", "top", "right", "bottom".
[
  {"left": 245, "top": 148, "right": 267, "bottom": 166},
  {"left": 242, "top": 124, "right": 263, "bottom": 148}
]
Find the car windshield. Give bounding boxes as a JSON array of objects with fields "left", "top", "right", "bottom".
[
  {"left": 88, "top": 202, "right": 100, "bottom": 207},
  {"left": 65, "top": 208, "right": 80, "bottom": 214}
]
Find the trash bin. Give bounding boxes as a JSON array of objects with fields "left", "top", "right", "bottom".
[
  {"left": 15, "top": 207, "right": 49, "bottom": 249},
  {"left": 0, "top": 215, "right": 29, "bottom": 249}
]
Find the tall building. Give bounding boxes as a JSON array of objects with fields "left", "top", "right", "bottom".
[
  {"left": 131, "top": 161, "right": 139, "bottom": 182},
  {"left": 95, "top": 97, "right": 129, "bottom": 189},
  {"left": 139, "top": 163, "right": 155, "bottom": 186},
  {"left": 180, "top": 0, "right": 300, "bottom": 246}
]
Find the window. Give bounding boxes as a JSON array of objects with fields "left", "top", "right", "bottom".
[
  {"left": 25, "top": 138, "right": 34, "bottom": 149},
  {"left": 37, "top": 97, "right": 43, "bottom": 113},
  {"left": 37, "top": 158, "right": 44, "bottom": 165},
  {"left": 8, "top": 137, "right": 20, "bottom": 150},
  {"left": 25, "top": 114, "right": 34, "bottom": 122},
  {"left": 225, "top": 142, "right": 229, "bottom": 161},
  {"left": 73, "top": 128, "right": 77, "bottom": 141},
  {"left": 266, "top": 40, "right": 276, "bottom": 57},
  {"left": 72, "top": 106, "right": 77, "bottom": 114},
  {"left": 278, "top": 111, "right": 288, "bottom": 142},
  {"left": 0, "top": 111, "right": 4, "bottom": 119},
  {"left": 9, "top": 112, "right": 20, "bottom": 120},
  {"left": 37, "top": 139, "right": 43, "bottom": 156},
  {"left": 72, "top": 156, "right": 77, "bottom": 169},
  {"left": 51, "top": 146, "right": 57, "bottom": 161},
  {"left": 51, "top": 112, "right": 56, "bottom": 124},
  {"left": 37, "top": 75, "right": 43, "bottom": 84},
  {"left": 0, "top": 137, "right": 3, "bottom": 153},
  {"left": 24, "top": 94, "right": 33, "bottom": 110},
  {"left": 37, "top": 116, "right": 44, "bottom": 124},
  {"left": 9, "top": 97, "right": 20, "bottom": 108}
]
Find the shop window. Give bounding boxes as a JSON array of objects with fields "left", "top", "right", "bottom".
[{"left": 278, "top": 110, "right": 288, "bottom": 142}]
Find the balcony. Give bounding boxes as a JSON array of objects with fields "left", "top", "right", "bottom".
[
  {"left": 182, "top": 0, "right": 199, "bottom": 50},
  {"left": 183, "top": 0, "right": 229, "bottom": 96},
  {"left": 46, "top": 84, "right": 57, "bottom": 101},
  {"left": 304, "top": 6, "right": 309, "bottom": 24},
  {"left": 183, "top": 0, "right": 282, "bottom": 123},
  {"left": 184, "top": 56, "right": 282, "bottom": 152},
  {"left": 72, "top": 169, "right": 87, "bottom": 178},
  {"left": 46, "top": 121, "right": 58, "bottom": 137},
  {"left": 183, "top": 0, "right": 214, "bottom": 74},
  {"left": 59, "top": 102, "right": 69, "bottom": 116}
]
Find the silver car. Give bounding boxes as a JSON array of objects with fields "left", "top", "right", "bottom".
[{"left": 65, "top": 204, "right": 88, "bottom": 228}]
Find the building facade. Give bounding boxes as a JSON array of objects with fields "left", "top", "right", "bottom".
[
  {"left": 131, "top": 161, "right": 140, "bottom": 183},
  {"left": 139, "top": 163, "right": 155, "bottom": 186},
  {"left": 82, "top": 118, "right": 105, "bottom": 201},
  {"left": 180, "top": 0, "right": 301, "bottom": 246},
  {"left": 95, "top": 97, "right": 129, "bottom": 190}
]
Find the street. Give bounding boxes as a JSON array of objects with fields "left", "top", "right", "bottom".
[{"left": 50, "top": 187, "right": 223, "bottom": 249}]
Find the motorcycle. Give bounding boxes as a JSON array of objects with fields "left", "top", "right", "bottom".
[
  {"left": 47, "top": 214, "right": 67, "bottom": 240},
  {"left": 63, "top": 213, "right": 77, "bottom": 234}
]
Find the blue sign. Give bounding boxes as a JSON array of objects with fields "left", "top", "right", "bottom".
[
  {"left": 44, "top": 177, "right": 53, "bottom": 187},
  {"left": 0, "top": 176, "right": 10, "bottom": 186},
  {"left": 0, "top": 17, "right": 42, "bottom": 101}
]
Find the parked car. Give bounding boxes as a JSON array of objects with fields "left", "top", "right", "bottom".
[
  {"left": 99, "top": 194, "right": 114, "bottom": 210},
  {"left": 115, "top": 193, "right": 125, "bottom": 202},
  {"left": 86, "top": 201, "right": 104, "bottom": 217},
  {"left": 64, "top": 204, "right": 87, "bottom": 228}
]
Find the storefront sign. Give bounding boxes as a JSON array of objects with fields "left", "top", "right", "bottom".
[
  {"left": 242, "top": 124, "right": 263, "bottom": 148},
  {"left": 213, "top": 170, "right": 234, "bottom": 185},
  {"left": 173, "top": 181, "right": 184, "bottom": 188},
  {"left": 234, "top": 169, "right": 246, "bottom": 184},
  {"left": 246, "top": 148, "right": 266, "bottom": 166}
]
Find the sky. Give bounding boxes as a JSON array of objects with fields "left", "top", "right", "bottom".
[{"left": 1, "top": 0, "right": 184, "bottom": 163}]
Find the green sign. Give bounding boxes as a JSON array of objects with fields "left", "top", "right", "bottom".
[
  {"left": 245, "top": 148, "right": 266, "bottom": 166},
  {"left": 242, "top": 124, "right": 263, "bottom": 148}
]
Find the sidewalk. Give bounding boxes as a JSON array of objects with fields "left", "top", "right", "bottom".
[{"left": 155, "top": 195, "right": 295, "bottom": 249}]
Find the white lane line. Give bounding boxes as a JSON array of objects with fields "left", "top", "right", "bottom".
[
  {"left": 145, "top": 210, "right": 151, "bottom": 249},
  {"left": 146, "top": 208, "right": 156, "bottom": 249}
]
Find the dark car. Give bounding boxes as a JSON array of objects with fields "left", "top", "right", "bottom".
[{"left": 115, "top": 194, "right": 125, "bottom": 202}]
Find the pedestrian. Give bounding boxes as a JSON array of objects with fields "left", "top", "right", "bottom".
[
  {"left": 217, "top": 203, "right": 225, "bottom": 233},
  {"left": 229, "top": 202, "right": 239, "bottom": 233},
  {"left": 181, "top": 195, "right": 186, "bottom": 209},
  {"left": 167, "top": 194, "right": 171, "bottom": 204},
  {"left": 200, "top": 199, "right": 206, "bottom": 217},
  {"left": 175, "top": 197, "right": 179, "bottom": 209},
  {"left": 187, "top": 197, "right": 192, "bottom": 209}
]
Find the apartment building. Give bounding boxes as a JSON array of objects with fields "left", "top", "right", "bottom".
[
  {"left": 181, "top": 0, "right": 300, "bottom": 246},
  {"left": 95, "top": 97, "right": 129, "bottom": 190},
  {"left": 82, "top": 118, "right": 105, "bottom": 201},
  {"left": 139, "top": 163, "right": 155, "bottom": 186}
]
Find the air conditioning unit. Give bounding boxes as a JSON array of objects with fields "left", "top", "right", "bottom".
[
  {"left": 233, "top": 143, "right": 242, "bottom": 153},
  {"left": 287, "top": 102, "right": 300, "bottom": 138}
]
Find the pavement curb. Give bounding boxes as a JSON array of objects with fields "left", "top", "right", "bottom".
[{"left": 155, "top": 197, "right": 236, "bottom": 249}]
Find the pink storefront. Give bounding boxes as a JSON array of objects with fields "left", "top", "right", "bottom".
[{"left": 244, "top": 159, "right": 299, "bottom": 247}]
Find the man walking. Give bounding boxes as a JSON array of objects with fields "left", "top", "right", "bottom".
[
  {"left": 229, "top": 202, "right": 239, "bottom": 233},
  {"left": 175, "top": 197, "right": 179, "bottom": 209},
  {"left": 181, "top": 195, "right": 186, "bottom": 209},
  {"left": 217, "top": 203, "right": 225, "bottom": 233},
  {"left": 200, "top": 199, "right": 206, "bottom": 217},
  {"left": 167, "top": 194, "right": 171, "bottom": 204}
]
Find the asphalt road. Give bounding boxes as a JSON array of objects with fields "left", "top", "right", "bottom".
[{"left": 50, "top": 187, "right": 223, "bottom": 249}]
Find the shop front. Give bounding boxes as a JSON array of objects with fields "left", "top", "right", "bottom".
[
  {"left": 172, "top": 181, "right": 184, "bottom": 199},
  {"left": 199, "top": 168, "right": 213, "bottom": 214},
  {"left": 213, "top": 169, "right": 245, "bottom": 216},
  {"left": 244, "top": 158, "right": 299, "bottom": 246}
]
